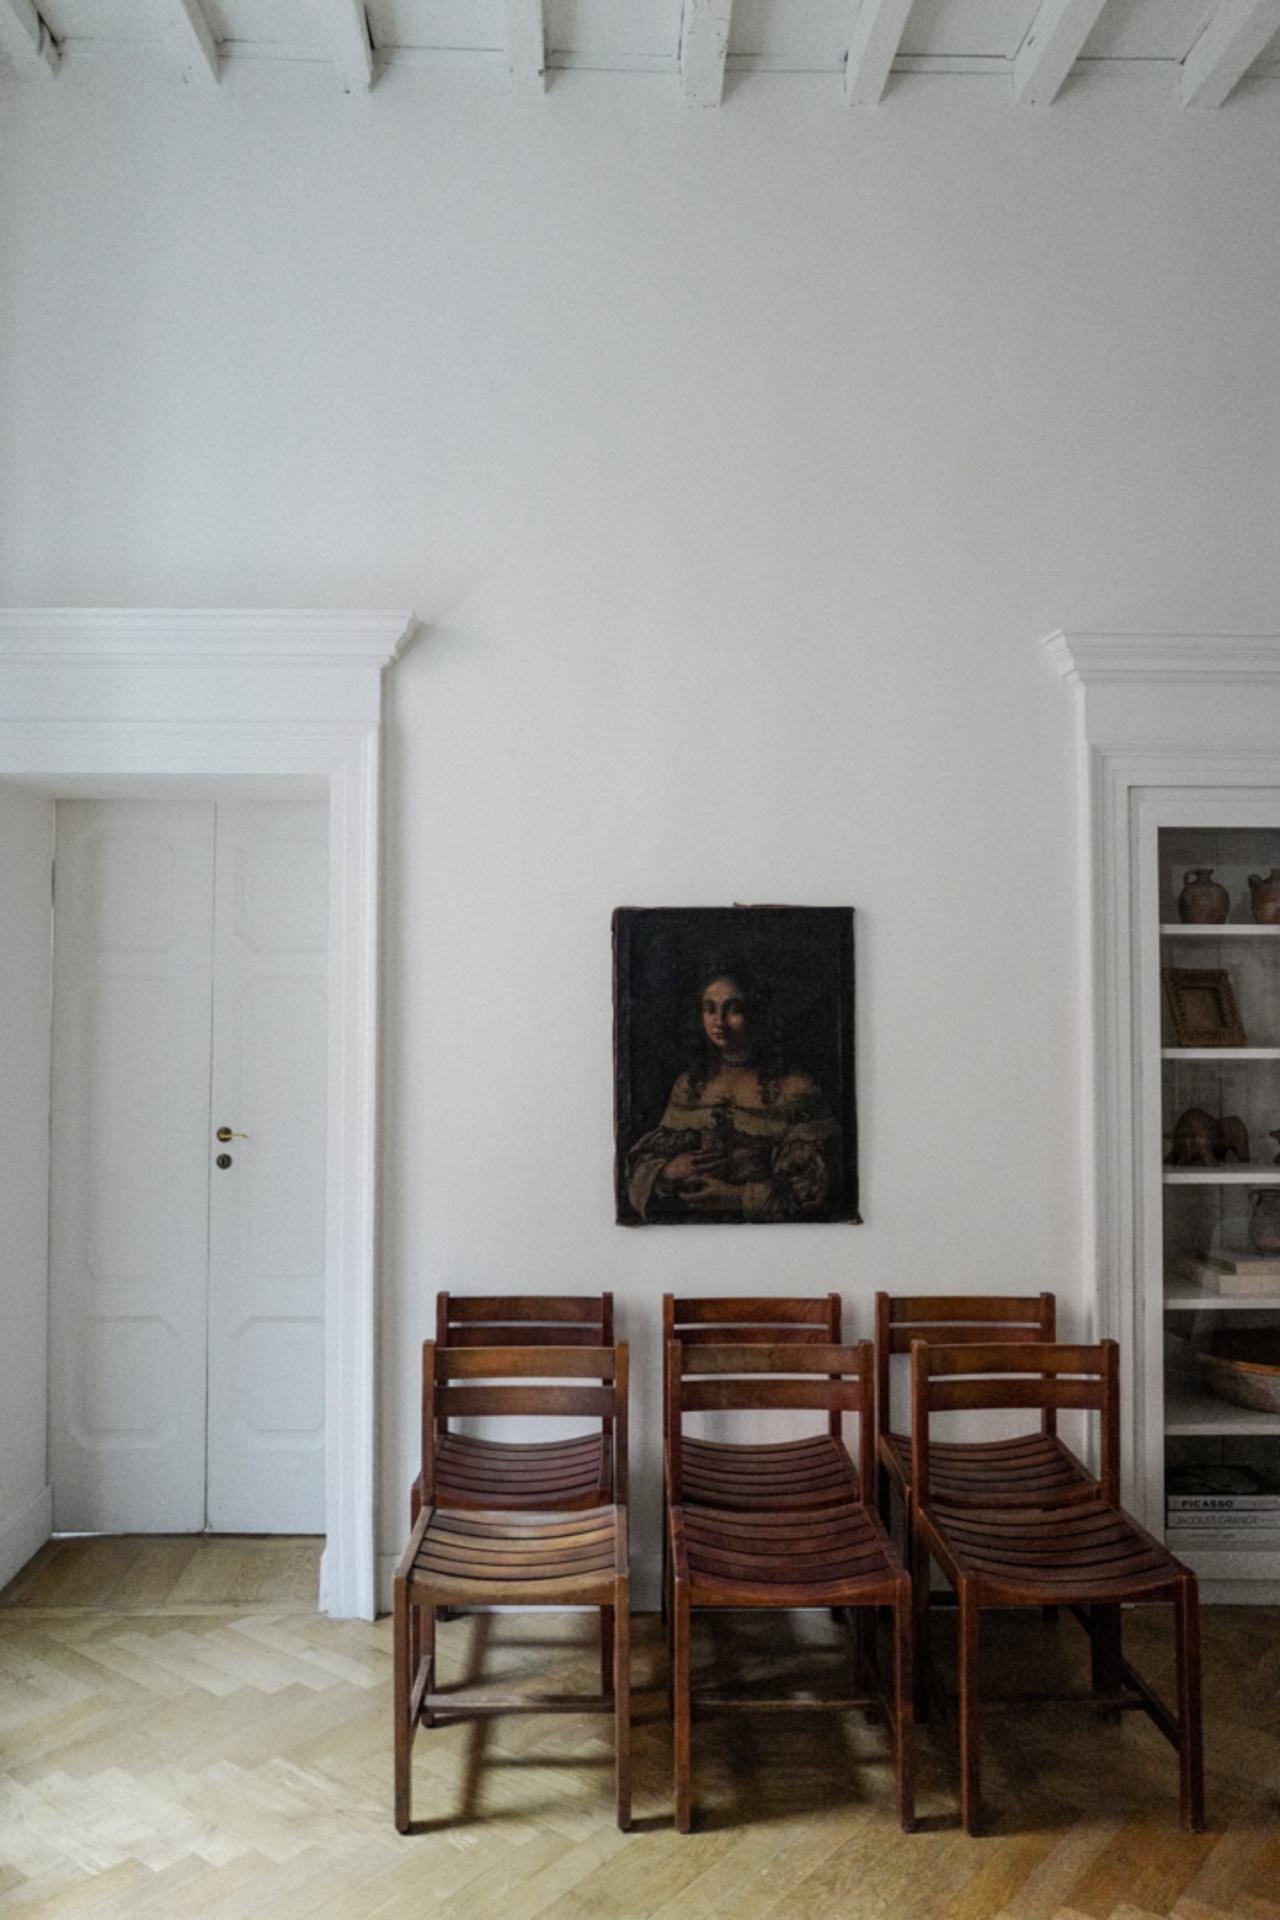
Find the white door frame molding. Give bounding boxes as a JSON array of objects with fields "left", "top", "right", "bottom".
[
  {"left": 1045, "top": 629, "right": 1280, "bottom": 1519},
  {"left": 0, "top": 608, "right": 417, "bottom": 1619}
]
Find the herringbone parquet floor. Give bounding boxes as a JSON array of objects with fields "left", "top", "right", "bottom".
[{"left": 1, "top": 1539, "right": 1277, "bottom": 1918}]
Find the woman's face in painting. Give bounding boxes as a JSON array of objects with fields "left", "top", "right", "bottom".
[{"left": 701, "top": 978, "right": 750, "bottom": 1059}]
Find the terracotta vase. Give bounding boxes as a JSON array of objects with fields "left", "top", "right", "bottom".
[
  {"left": 1248, "top": 869, "right": 1280, "bottom": 925},
  {"left": 1177, "top": 868, "right": 1229, "bottom": 924}
]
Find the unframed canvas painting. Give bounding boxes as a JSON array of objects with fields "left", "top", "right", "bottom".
[{"left": 613, "top": 906, "right": 859, "bottom": 1225}]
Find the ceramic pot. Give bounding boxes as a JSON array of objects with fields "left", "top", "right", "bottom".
[
  {"left": 1178, "top": 868, "right": 1229, "bottom": 924},
  {"left": 1249, "top": 1188, "right": 1280, "bottom": 1253},
  {"left": 1248, "top": 869, "right": 1280, "bottom": 925}
]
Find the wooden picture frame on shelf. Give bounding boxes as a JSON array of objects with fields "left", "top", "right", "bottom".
[{"left": 1162, "top": 967, "right": 1247, "bottom": 1048}]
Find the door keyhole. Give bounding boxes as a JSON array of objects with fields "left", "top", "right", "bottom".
[{"left": 216, "top": 1153, "right": 233, "bottom": 1170}]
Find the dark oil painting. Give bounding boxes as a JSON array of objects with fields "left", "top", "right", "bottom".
[{"left": 613, "top": 906, "right": 859, "bottom": 1226}]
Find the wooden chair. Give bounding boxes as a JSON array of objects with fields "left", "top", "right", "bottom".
[
  {"left": 910, "top": 1338, "right": 1204, "bottom": 1835},
  {"left": 410, "top": 1293, "right": 614, "bottom": 1522},
  {"left": 661, "top": 1295, "right": 851, "bottom": 1613},
  {"left": 875, "top": 1292, "right": 1092, "bottom": 1705},
  {"left": 667, "top": 1339, "right": 913, "bottom": 1834},
  {"left": 393, "top": 1340, "right": 630, "bottom": 1833}
]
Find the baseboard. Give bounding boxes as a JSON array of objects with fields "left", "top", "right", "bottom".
[
  {"left": 0, "top": 1485, "right": 52, "bottom": 1591},
  {"left": 375, "top": 1548, "right": 662, "bottom": 1617}
]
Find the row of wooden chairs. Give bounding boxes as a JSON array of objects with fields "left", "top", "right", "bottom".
[{"left": 392, "top": 1290, "right": 1204, "bottom": 1839}]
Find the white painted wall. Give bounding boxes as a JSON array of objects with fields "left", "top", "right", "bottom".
[
  {"left": 0, "top": 787, "right": 52, "bottom": 1586},
  {"left": 2, "top": 65, "right": 1279, "bottom": 1601}
]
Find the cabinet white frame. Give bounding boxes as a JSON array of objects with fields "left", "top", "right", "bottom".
[
  {"left": 1136, "top": 792, "right": 1280, "bottom": 1547},
  {"left": 1048, "top": 630, "right": 1280, "bottom": 1602},
  {"left": 0, "top": 609, "right": 417, "bottom": 1620}
]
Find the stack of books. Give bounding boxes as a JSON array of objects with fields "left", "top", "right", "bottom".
[{"left": 1166, "top": 1464, "right": 1280, "bottom": 1547}]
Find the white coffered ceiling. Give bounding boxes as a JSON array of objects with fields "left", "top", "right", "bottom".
[{"left": 1, "top": 0, "right": 1278, "bottom": 106}]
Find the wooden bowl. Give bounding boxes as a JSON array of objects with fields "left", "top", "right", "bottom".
[{"left": 1194, "top": 1329, "right": 1280, "bottom": 1416}]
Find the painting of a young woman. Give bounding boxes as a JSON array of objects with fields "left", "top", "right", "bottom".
[{"left": 614, "top": 909, "right": 858, "bottom": 1226}]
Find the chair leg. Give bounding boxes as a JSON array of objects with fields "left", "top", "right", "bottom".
[
  {"left": 673, "top": 1580, "right": 692, "bottom": 1834},
  {"left": 601, "top": 1604, "right": 615, "bottom": 1702},
  {"left": 1175, "top": 1573, "right": 1205, "bottom": 1833},
  {"left": 911, "top": 1512, "right": 932, "bottom": 1723},
  {"left": 893, "top": 1580, "right": 915, "bottom": 1833},
  {"left": 957, "top": 1583, "right": 982, "bottom": 1835},
  {"left": 393, "top": 1575, "right": 413, "bottom": 1834},
  {"left": 614, "top": 1576, "right": 632, "bottom": 1831},
  {"left": 1091, "top": 1602, "right": 1123, "bottom": 1723},
  {"left": 660, "top": 1515, "right": 669, "bottom": 1626},
  {"left": 849, "top": 1603, "right": 868, "bottom": 1696},
  {"left": 421, "top": 1602, "right": 436, "bottom": 1728}
]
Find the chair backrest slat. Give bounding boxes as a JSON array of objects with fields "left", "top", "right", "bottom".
[
  {"left": 444, "top": 1323, "right": 605, "bottom": 1346},
  {"left": 441, "top": 1294, "right": 611, "bottom": 1327},
  {"left": 922, "top": 1341, "right": 1097, "bottom": 1379},
  {"left": 435, "top": 1345, "right": 616, "bottom": 1380},
  {"left": 677, "top": 1342, "right": 862, "bottom": 1376},
  {"left": 437, "top": 1384, "right": 618, "bottom": 1419},
  {"left": 876, "top": 1290, "right": 1057, "bottom": 1440},
  {"left": 667, "top": 1295, "right": 837, "bottom": 1327},
  {"left": 927, "top": 1377, "right": 1104, "bottom": 1414},
  {"left": 682, "top": 1379, "right": 863, "bottom": 1414},
  {"left": 884, "top": 1294, "right": 1053, "bottom": 1327}
]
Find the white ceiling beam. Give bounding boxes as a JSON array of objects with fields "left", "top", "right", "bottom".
[
  {"left": 165, "top": 0, "right": 220, "bottom": 87},
  {"left": 1012, "top": 0, "right": 1108, "bottom": 107},
  {"left": 679, "top": 0, "right": 733, "bottom": 109},
  {"left": 323, "top": 0, "right": 374, "bottom": 94},
  {"left": 1179, "top": 0, "right": 1280, "bottom": 107},
  {"left": 0, "top": 0, "right": 59, "bottom": 78},
  {"left": 505, "top": 0, "right": 545, "bottom": 95},
  {"left": 843, "top": 0, "right": 912, "bottom": 106}
]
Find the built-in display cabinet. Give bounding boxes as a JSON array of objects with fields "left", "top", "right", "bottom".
[
  {"left": 1155, "top": 825, "right": 1280, "bottom": 1583},
  {"left": 1048, "top": 630, "right": 1280, "bottom": 1604}
]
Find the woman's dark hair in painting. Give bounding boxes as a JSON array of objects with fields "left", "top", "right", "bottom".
[{"left": 684, "top": 958, "right": 786, "bottom": 1106}]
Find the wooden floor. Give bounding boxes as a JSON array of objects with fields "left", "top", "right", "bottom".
[{"left": 0, "top": 1540, "right": 1277, "bottom": 1919}]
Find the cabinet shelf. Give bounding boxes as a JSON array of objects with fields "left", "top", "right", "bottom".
[
  {"left": 1161, "top": 1047, "right": 1280, "bottom": 1061},
  {"left": 1165, "top": 1384, "right": 1280, "bottom": 1436},
  {"left": 1164, "top": 1280, "right": 1280, "bottom": 1311},
  {"left": 1161, "top": 925, "right": 1280, "bottom": 937},
  {"left": 1163, "top": 1538, "right": 1280, "bottom": 1584},
  {"left": 1163, "top": 1166, "right": 1280, "bottom": 1185}
]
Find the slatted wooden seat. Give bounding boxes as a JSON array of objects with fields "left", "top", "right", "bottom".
[
  {"left": 661, "top": 1295, "right": 852, "bottom": 1612},
  {"left": 410, "top": 1293, "right": 614, "bottom": 1521},
  {"left": 393, "top": 1341, "right": 630, "bottom": 1834},
  {"left": 875, "top": 1292, "right": 1091, "bottom": 1708},
  {"left": 667, "top": 1340, "right": 913, "bottom": 1834},
  {"left": 910, "top": 1338, "right": 1204, "bottom": 1836}
]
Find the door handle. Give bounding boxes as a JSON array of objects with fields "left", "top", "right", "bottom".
[{"left": 215, "top": 1127, "right": 250, "bottom": 1142}]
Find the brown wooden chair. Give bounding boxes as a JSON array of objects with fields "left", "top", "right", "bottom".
[
  {"left": 875, "top": 1292, "right": 1092, "bottom": 1705},
  {"left": 410, "top": 1293, "right": 614, "bottom": 1522},
  {"left": 393, "top": 1340, "right": 630, "bottom": 1833},
  {"left": 661, "top": 1295, "right": 851, "bottom": 1614},
  {"left": 667, "top": 1339, "right": 913, "bottom": 1834},
  {"left": 910, "top": 1338, "right": 1204, "bottom": 1835}
]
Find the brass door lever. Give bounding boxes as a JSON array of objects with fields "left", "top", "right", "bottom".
[{"left": 215, "top": 1127, "right": 250, "bottom": 1142}]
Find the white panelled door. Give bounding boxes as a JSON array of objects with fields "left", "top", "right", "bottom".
[
  {"left": 206, "top": 804, "right": 328, "bottom": 1532},
  {"left": 49, "top": 799, "right": 327, "bottom": 1535}
]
